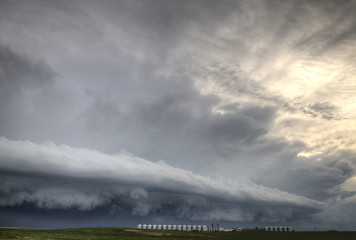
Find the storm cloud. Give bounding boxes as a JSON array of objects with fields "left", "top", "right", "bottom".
[
  {"left": 0, "top": 137, "right": 322, "bottom": 217},
  {"left": 0, "top": 0, "right": 356, "bottom": 230}
]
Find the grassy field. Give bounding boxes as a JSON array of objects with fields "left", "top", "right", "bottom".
[{"left": 1, "top": 227, "right": 356, "bottom": 240}]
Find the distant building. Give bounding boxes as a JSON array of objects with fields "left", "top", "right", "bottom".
[
  {"left": 222, "top": 228, "right": 234, "bottom": 232},
  {"left": 137, "top": 222, "right": 259, "bottom": 232},
  {"left": 263, "top": 226, "right": 293, "bottom": 232}
]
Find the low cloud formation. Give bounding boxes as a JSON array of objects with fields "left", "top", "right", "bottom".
[
  {"left": 0, "top": 137, "right": 322, "bottom": 222},
  {"left": 0, "top": 0, "right": 355, "bottom": 230}
]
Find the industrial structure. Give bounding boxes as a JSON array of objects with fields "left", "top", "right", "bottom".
[
  {"left": 138, "top": 223, "right": 294, "bottom": 232},
  {"left": 138, "top": 224, "right": 210, "bottom": 231},
  {"left": 264, "top": 226, "right": 293, "bottom": 232}
]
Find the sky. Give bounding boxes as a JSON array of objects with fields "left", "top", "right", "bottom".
[{"left": 0, "top": 0, "right": 356, "bottom": 231}]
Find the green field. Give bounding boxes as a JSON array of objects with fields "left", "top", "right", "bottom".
[{"left": 1, "top": 227, "right": 356, "bottom": 240}]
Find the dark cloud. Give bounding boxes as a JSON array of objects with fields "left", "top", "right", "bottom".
[
  {"left": 256, "top": 164, "right": 353, "bottom": 201},
  {"left": 0, "top": 0, "right": 355, "bottom": 230},
  {"left": 0, "top": 44, "right": 54, "bottom": 95},
  {"left": 0, "top": 137, "right": 322, "bottom": 223}
]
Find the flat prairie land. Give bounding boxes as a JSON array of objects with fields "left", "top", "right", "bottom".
[{"left": 1, "top": 227, "right": 355, "bottom": 240}]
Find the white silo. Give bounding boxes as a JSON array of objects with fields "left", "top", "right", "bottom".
[
  {"left": 274, "top": 226, "right": 279, "bottom": 231},
  {"left": 157, "top": 224, "right": 162, "bottom": 230},
  {"left": 143, "top": 224, "right": 147, "bottom": 229},
  {"left": 187, "top": 225, "right": 192, "bottom": 231},
  {"left": 148, "top": 224, "right": 152, "bottom": 229},
  {"left": 192, "top": 225, "right": 197, "bottom": 231},
  {"left": 173, "top": 225, "right": 177, "bottom": 230},
  {"left": 177, "top": 225, "right": 182, "bottom": 230},
  {"left": 197, "top": 225, "right": 202, "bottom": 231},
  {"left": 288, "top": 226, "right": 293, "bottom": 232},
  {"left": 153, "top": 224, "right": 157, "bottom": 229},
  {"left": 278, "top": 226, "right": 283, "bottom": 231},
  {"left": 137, "top": 224, "right": 142, "bottom": 229},
  {"left": 183, "top": 225, "right": 187, "bottom": 231},
  {"left": 163, "top": 224, "right": 167, "bottom": 230},
  {"left": 202, "top": 225, "right": 208, "bottom": 231},
  {"left": 168, "top": 225, "right": 172, "bottom": 230}
]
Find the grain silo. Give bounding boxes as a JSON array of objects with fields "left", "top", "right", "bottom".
[
  {"left": 177, "top": 225, "right": 182, "bottom": 230},
  {"left": 163, "top": 224, "right": 167, "bottom": 230},
  {"left": 137, "top": 224, "right": 142, "bottom": 229},
  {"left": 143, "top": 224, "right": 147, "bottom": 229},
  {"left": 173, "top": 225, "right": 177, "bottom": 230},
  {"left": 183, "top": 225, "right": 187, "bottom": 231},
  {"left": 192, "top": 225, "right": 197, "bottom": 231},
  {"left": 197, "top": 225, "right": 202, "bottom": 231},
  {"left": 147, "top": 224, "right": 152, "bottom": 229},
  {"left": 157, "top": 224, "right": 162, "bottom": 230},
  {"left": 168, "top": 225, "right": 172, "bottom": 230},
  {"left": 187, "top": 225, "right": 192, "bottom": 231},
  {"left": 152, "top": 224, "right": 157, "bottom": 229},
  {"left": 202, "top": 225, "right": 208, "bottom": 231}
]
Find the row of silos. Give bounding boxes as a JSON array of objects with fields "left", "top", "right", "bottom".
[
  {"left": 264, "top": 226, "right": 293, "bottom": 232},
  {"left": 137, "top": 224, "right": 208, "bottom": 231}
]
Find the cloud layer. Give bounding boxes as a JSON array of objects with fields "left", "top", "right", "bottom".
[
  {"left": 0, "top": 137, "right": 322, "bottom": 222},
  {"left": 0, "top": 0, "right": 355, "bottom": 230}
]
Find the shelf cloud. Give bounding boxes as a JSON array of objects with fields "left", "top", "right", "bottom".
[
  {"left": 0, "top": 137, "right": 322, "bottom": 221},
  {"left": 0, "top": 0, "right": 355, "bottom": 230}
]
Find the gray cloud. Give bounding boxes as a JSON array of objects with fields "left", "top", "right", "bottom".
[
  {"left": 0, "top": 0, "right": 355, "bottom": 230},
  {"left": 0, "top": 137, "right": 322, "bottom": 222},
  {"left": 0, "top": 45, "right": 54, "bottom": 94},
  {"left": 256, "top": 164, "right": 354, "bottom": 201}
]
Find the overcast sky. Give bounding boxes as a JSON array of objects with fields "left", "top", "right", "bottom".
[{"left": 0, "top": 0, "right": 356, "bottom": 231}]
